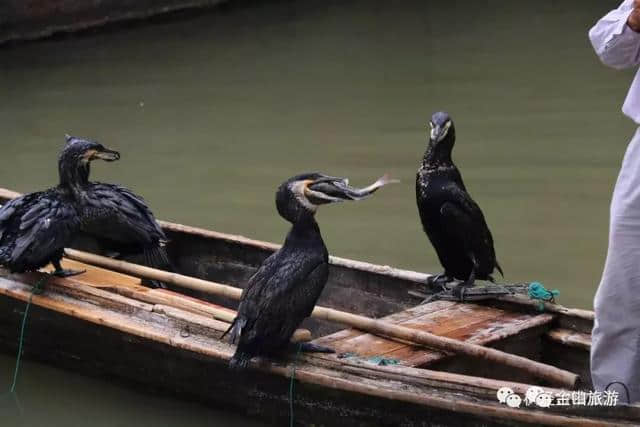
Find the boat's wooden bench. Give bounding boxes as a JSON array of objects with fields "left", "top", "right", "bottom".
[{"left": 312, "top": 300, "right": 555, "bottom": 367}]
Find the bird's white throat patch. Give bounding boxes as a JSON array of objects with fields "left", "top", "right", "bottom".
[
  {"left": 290, "top": 181, "right": 318, "bottom": 212},
  {"left": 430, "top": 120, "right": 451, "bottom": 141}
]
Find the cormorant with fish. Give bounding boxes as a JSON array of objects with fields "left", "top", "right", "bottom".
[
  {"left": 224, "top": 173, "right": 396, "bottom": 369},
  {"left": 416, "top": 112, "right": 503, "bottom": 298},
  {"left": 0, "top": 136, "right": 120, "bottom": 277}
]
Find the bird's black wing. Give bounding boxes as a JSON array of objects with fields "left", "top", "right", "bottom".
[
  {"left": 81, "top": 183, "right": 167, "bottom": 245},
  {"left": 0, "top": 190, "right": 80, "bottom": 271},
  {"left": 226, "top": 250, "right": 327, "bottom": 346},
  {"left": 79, "top": 183, "right": 172, "bottom": 287},
  {"left": 439, "top": 183, "right": 500, "bottom": 273}
]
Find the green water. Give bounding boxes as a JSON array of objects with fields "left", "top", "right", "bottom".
[{"left": 0, "top": 0, "right": 635, "bottom": 424}]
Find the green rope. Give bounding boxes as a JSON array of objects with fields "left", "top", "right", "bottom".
[
  {"left": 289, "top": 343, "right": 302, "bottom": 427},
  {"left": 9, "top": 275, "right": 48, "bottom": 393}
]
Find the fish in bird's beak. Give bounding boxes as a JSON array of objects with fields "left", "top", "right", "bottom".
[
  {"left": 306, "top": 174, "right": 399, "bottom": 205},
  {"left": 91, "top": 146, "right": 120, "bottom": 162}
]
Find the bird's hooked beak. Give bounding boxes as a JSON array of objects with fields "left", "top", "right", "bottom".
[
  {"left": 429, "top": 120, "right": 452, "bottom": 143},
  {"left": 305, "top": 174, "right": 399, "bottom": 205},
  {"left": 90, "top": 147, "right": 120, "bottom": 162}
]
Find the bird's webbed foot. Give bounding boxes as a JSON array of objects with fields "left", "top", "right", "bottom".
[
  {"left": 426, "top": 273, "right": 453, "bottom": 292},
  {"left": 52, "top": 268, "right": 86, "bottom": 278},
  {"left": 142, "top": 278, "right": 168, "bottom": 289},
  {"left": 452, "top": 260, "right": 477, "bottom": 302},
  {"left": 52, "top": 260, "right": 85, "bottom": 278},
  {"left": 297, "top": 342, "right": 335, "bottom": 354},
  {"left": 451, "top": 282, "right": 474, "bottom": 302}
]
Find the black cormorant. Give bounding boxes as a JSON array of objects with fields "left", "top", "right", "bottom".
[
  {"left": 66, "top": 135, "right": 172, "bottom": 288},
  {"left": 0, "top": 136, "right": 120, "bottom": 277},
  {"left": 416, "top": 112, "right": 503, "bottom": 298},
  {"left": 224, "top": 173, "right": 396, "bottom": 369}
]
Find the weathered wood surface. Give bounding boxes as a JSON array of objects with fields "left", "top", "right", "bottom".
[
  {"left": 314, "top": 301, "right": 555, "bottom": 369},
  {"left": 546, "top": 329, "right": 591, "bottom": 351},
  {"left": 0, "top": 270, "right": 633, "bottom": 426},
  {"left": 64, "top": 249, "right": 579, "bottom": 388},
  {"left": 41, "top": 260, "right": 312, "bottom": 342},
  {"left": 0, "top": 0, "right": 228, "bottom": 45}
]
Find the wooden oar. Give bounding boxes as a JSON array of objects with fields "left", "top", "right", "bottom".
[{"left": 64, "top": 248, "right": 579, "bottom": 388}]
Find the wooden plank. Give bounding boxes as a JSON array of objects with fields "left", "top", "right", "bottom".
[
  {"left": 317, "top": 302, "right": 555, "bottom": 368},
  {"left": 152, "top": 304, "right": 232, "bottom": 333},
  {"left": 5, "top": 270, "right": 153, "bottom": 313},
  {"left": 325, "top": 304, "right": 505, "bottom": 357},
  {"left": 313, "top": 300, "right": 457, "bottom": 347},
  {"left": 546, "top": 328, "right": 591, "bottom": 351},
  {"left": 386, "top": 312, "right": 554, "bottom": 367},
  {"left": 41, "top": 258, "right": 143, "bottom": 288},
  {"left": 114, "top": 287, "right": 237, "bottom": 322}
]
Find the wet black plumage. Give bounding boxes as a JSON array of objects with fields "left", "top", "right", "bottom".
[
  {"left": 224, "top": 174, "right": 330, "bottom": 369},
  {"left": 0, "top": 136, "right": 120, "bottom": 276},
  {"left": 0, "top": 135, "right": 171, "bottom": 286},
  {"left": 65, "top": 136, "right": 172, "bottom": 288},
  {"left": 416, "top": 112, "right": 502, "bottom": 291},
  {"left": 0, "top": 190, "right": 79, "bottom": 274},
  {"left": 224, "top": 172, "right": 396, "bottom": 369},
  {"left": 79, "top": 182, "right": 171, "bottom": 287}
]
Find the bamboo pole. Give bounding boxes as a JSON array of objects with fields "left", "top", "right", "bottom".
[{"left": 64, "top": 248, "right": 579, "bottom": 388}]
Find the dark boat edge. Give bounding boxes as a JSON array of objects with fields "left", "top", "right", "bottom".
[
  {"left": 0, "top": 272, "right": 635, "bottom": 427},
  {"left": 0, "top": 0, "right": 229, "bottom": 47}
]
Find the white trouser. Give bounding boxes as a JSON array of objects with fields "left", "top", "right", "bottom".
[{"left": 591, "top": 127, "right": 640, "bottom": 403}]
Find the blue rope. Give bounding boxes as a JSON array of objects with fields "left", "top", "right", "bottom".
[
  {"left": 528, "top": 281, "right": 560, "bottom": 311},
  {"left": 289, "top": 343, "right": 302, "bottom": 427}
]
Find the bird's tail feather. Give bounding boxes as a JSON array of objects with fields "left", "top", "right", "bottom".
[
  {"left": 142, "top": 245, "right": 174, "bottom": 288},
  {"left": 221, "top": 318, "right": 236, "bottom": 340},
  {"left": 495, "top": 260, "right": 504, "bottom": 278},
  {"left": 223, "top": 318, "right": 251, "bottom": 369},
  {"left": 229, "top": 351, "right": 251, "bottom": 370},
  {"left": 221, "top": 317, "right": 244, "bottom": 343}
]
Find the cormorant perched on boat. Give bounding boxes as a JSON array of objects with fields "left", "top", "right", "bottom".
[
  {"left": 416, "top": 112, "right": 503, "bottom": 299},
  {"left": 65, "top": 135, "right": 172, "bottom": 288},
  {"left": 224, "top": 173, "right": 397, "bottom": 369},
  {"left": 0, "top": 137, "right": 120, "bottom": 277}
]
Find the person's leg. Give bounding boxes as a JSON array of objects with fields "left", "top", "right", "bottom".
[{"left": 592, "top": 128, "right": 640, "bottom": 403}]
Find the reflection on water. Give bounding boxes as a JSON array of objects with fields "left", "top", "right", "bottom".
[
  {"left": 0, "top": 0, "right": 636, "bottom": 424},
  {"left": 0, "top": 354, "right": 260, "bottom": 427}
]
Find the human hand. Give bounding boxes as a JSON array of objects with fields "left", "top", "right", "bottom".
[{"left": 628, "top": 0, "right": 640, "bottom": 32}]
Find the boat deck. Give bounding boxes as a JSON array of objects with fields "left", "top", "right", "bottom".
[
  {"left": 0, "top": 249, "right": 635, "bottom": 426},
  {"left": 36, "top": 259, "right": 558, "bottom": 371},
  {"left": 314, "top": 300, "right": 555, "bottom": 368}
]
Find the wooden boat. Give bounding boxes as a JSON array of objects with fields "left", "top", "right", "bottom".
[{"left": 0, "top": 187, "right": 638, "bottom": 426}]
